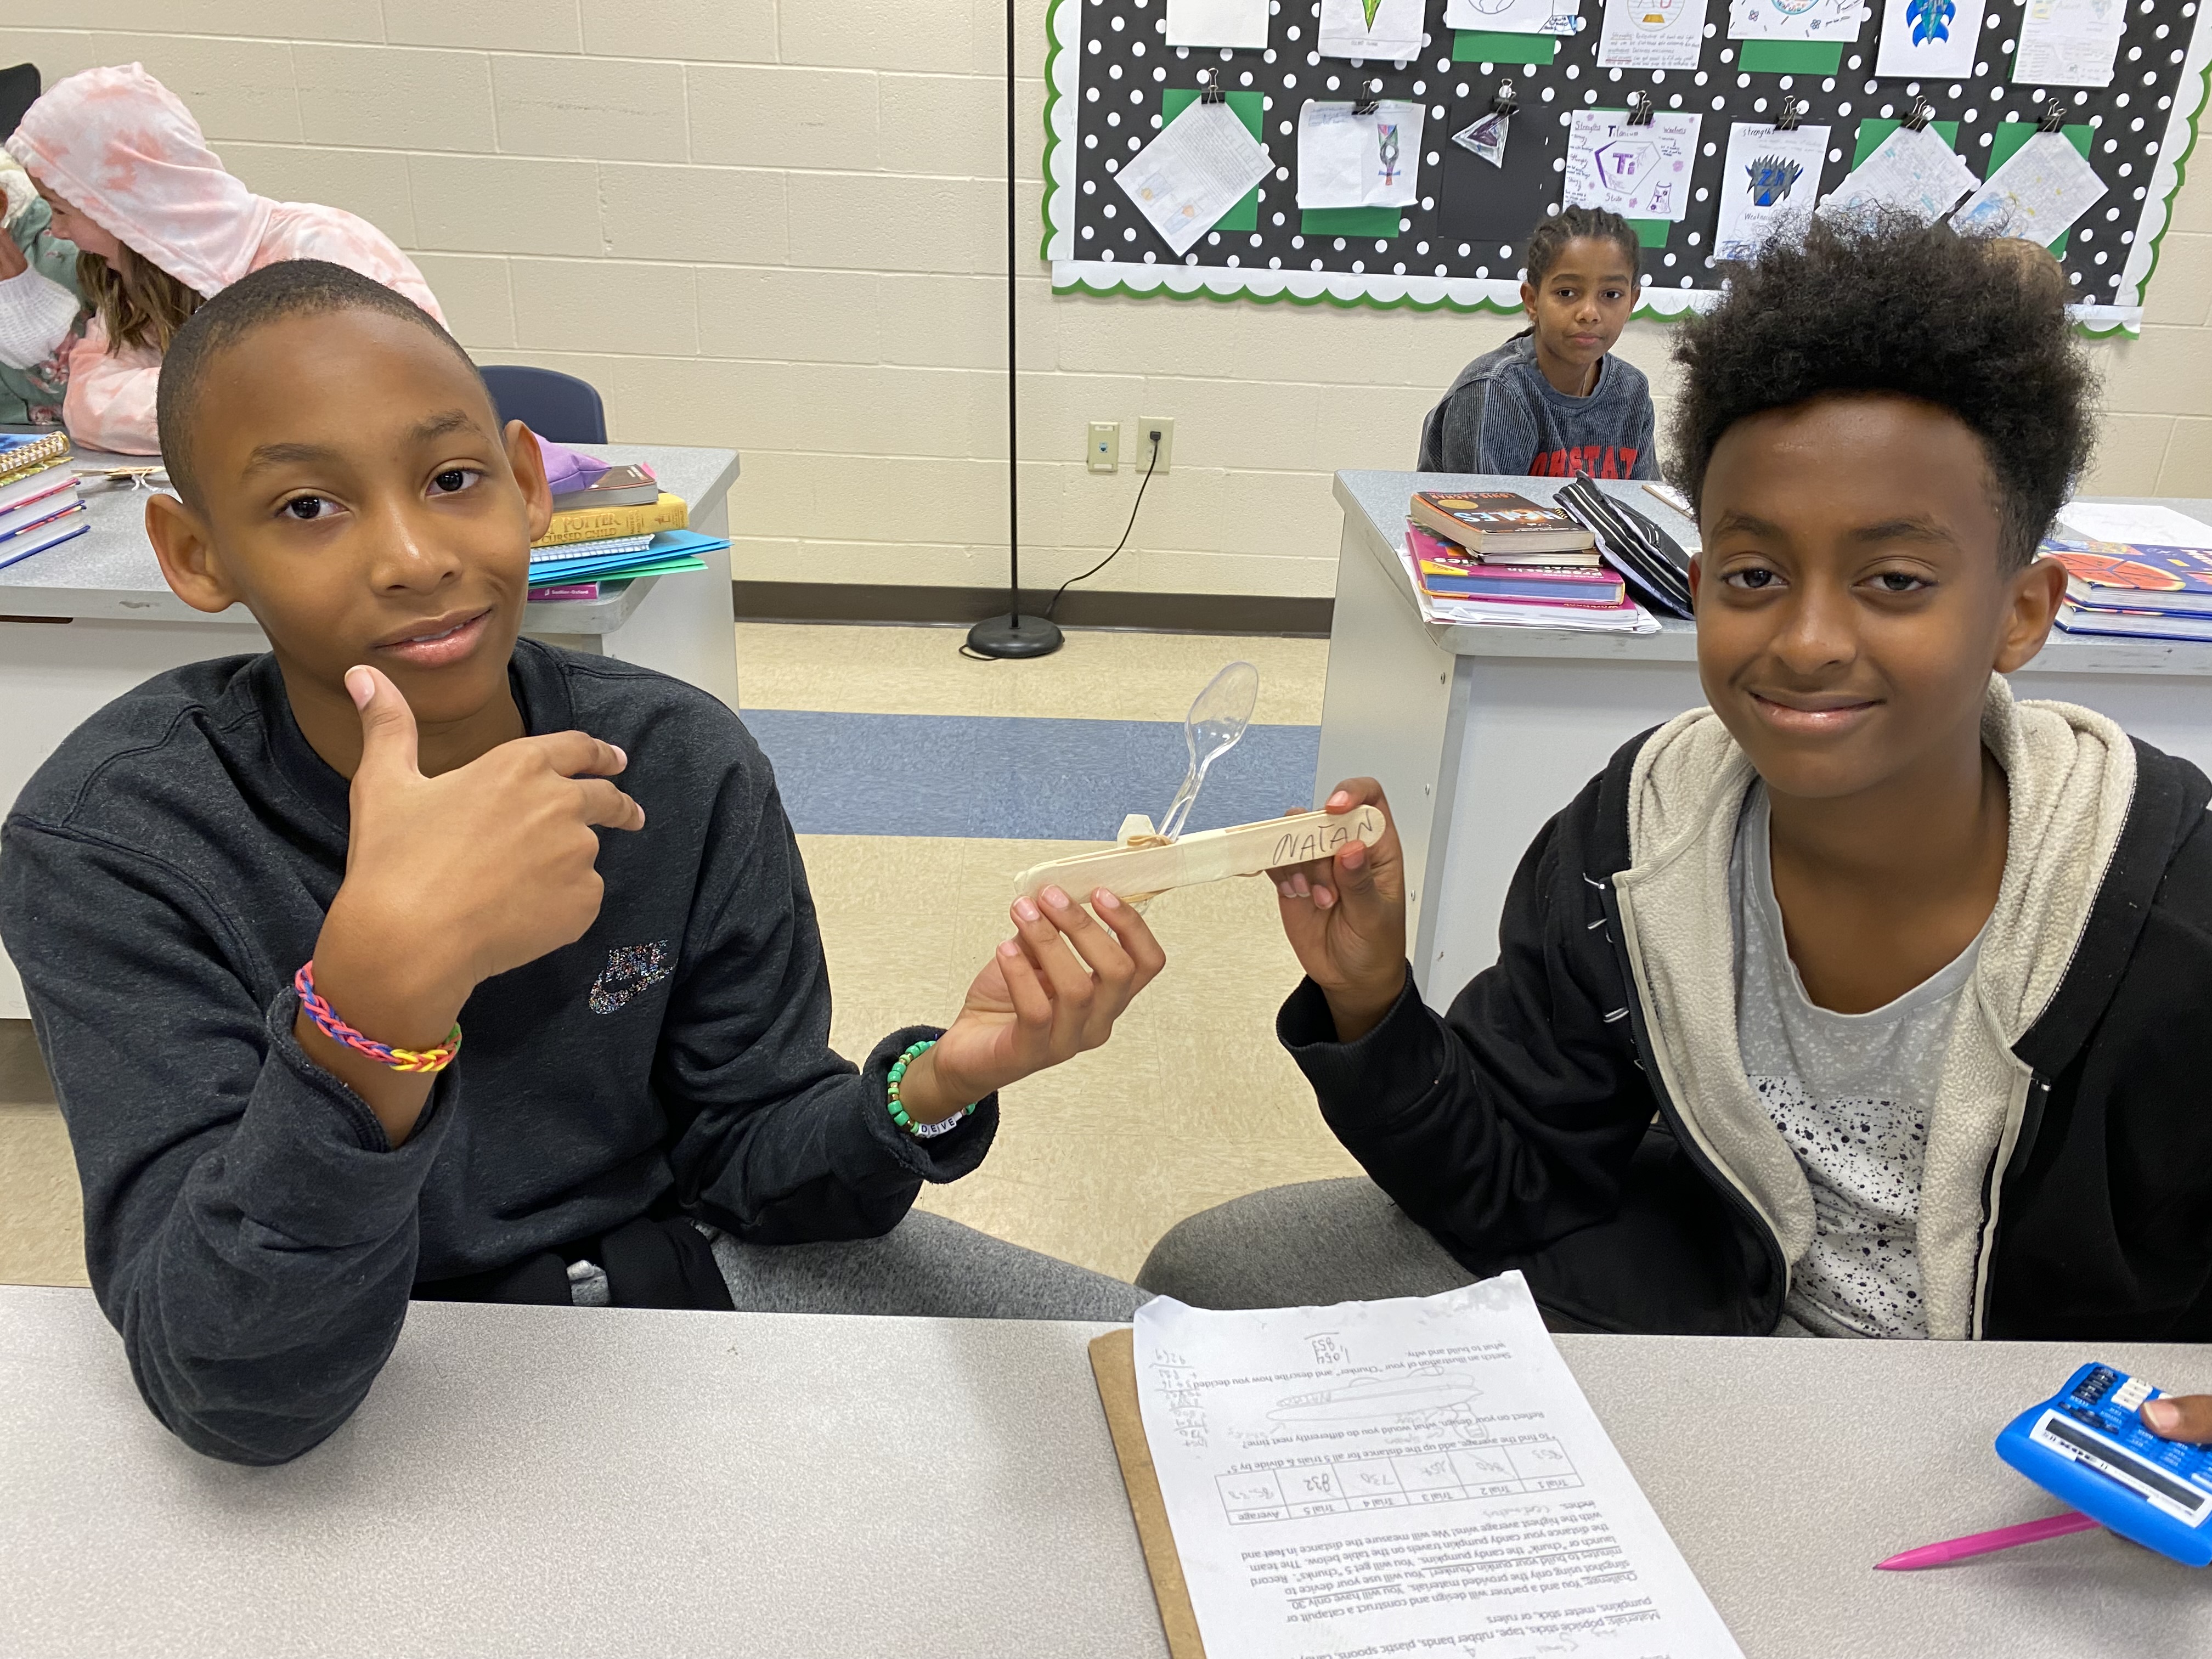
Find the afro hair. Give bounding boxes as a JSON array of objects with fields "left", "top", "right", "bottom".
[{"left": 1667, "top": 215, "right": 2097, "bottom": 570}]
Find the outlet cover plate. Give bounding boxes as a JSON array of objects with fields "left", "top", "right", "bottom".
[
  {"left": 1086, "top": 420, "right": 1120, "bottom": 473},
  {"left": 1137, "top": 415, "right": 1173, "bottom": 474}
]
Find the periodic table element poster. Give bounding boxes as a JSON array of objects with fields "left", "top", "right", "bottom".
[{"left": 1041, "top": 0, "right": 2212, "bottom": 332}]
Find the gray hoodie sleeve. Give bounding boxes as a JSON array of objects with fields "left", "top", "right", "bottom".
[
  {"left": 1, "top": 820, "right": 450, "bottom": 1466},
  {"left": 1423, "top": 374, "right": 1543, "bottom": 475}
]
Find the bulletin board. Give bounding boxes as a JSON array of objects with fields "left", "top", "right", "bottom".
[{"left": 1041, "top": 0, "right": 2212, "bottom": 331}]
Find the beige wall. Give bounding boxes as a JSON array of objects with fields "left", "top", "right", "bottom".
[{"left": 4, "top": 2, "right": 2209, "bottom": 599}]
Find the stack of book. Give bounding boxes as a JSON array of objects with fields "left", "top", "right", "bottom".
[
  {"left": 528, "top": 461, "right": 719, "bottom": 600},
  {"left": 0, "top": 432, "right": 86, "bottom": 571},
  {"left": 2042, "top": 503, "right": 2212, "bottom": 645},
  {"left": 1402, "top": 489, "right": 1654, "bottom": 634}
]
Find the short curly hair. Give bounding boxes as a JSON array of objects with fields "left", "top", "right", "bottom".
[{"left": 1668, "top": 216, "right": 2097, "bottom": 571}]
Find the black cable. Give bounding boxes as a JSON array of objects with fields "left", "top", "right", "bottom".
[{"left": 1043, "top": 432, "right": 1161, "bottom": 622}]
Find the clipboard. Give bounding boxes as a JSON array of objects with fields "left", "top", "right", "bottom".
[{"left": 1088, "top": 1328, "right": 1208, "bottom": 1659}]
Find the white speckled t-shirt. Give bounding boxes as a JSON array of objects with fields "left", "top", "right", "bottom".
[{"left": 1730, "top": 786, "right": 1986, "bottom": 1340}]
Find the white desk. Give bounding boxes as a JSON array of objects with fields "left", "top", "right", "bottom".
[
  {"left": 0, "top": 443, "right": 740, "bottom": 1019},
  {"left": 3, "top": 1285, "right": 2208, "bottom": 1656},
  {"left": 1320, "top": 471, "right": 2212, "bottom": 1005}
]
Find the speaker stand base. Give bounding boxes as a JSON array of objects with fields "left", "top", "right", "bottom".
[{"left": 964, "top": 612, "right": 1064, "bottom": 659}]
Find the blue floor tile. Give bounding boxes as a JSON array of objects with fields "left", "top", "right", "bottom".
[{"left": 742, "top": 710, "right": 1324, "bottom": 840}]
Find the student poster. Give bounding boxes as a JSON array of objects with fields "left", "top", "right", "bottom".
[
  {"left": 1819, "top": 122, "right": 1977, "bottom": 223},
  {"left": 1561, "top": 109, "right": 1703, "bottom": 218},
  {"left": 1165, "top": 0, "right": 1272, "bottom": 48},
  {"left": 1116, "top": 98, "right": 1276, "bottom": 255},
  {"left": 1713, "top": 121, "right": 1832, "bottom": 255},
  {"left": 1729, "top": 0, "right": 1865, "bottom": 42},
  {"left": 1317, "top": 0, "right": 1428, "bottom": 59},
  {"left": 2012, "top": 0, "right": 2128, "bottom": 86},
  {"left": 1950, "top": 129, "right": 2108, "bottom": 241},
  {"left": 1598, "top": 0, "right": 1713, "bottom": 69},
  {"left": 1444, "top": 0, "right": 1583, "bottom": 34},
  {"left": 1296, "top": 100, "right": 1429, "bottom": 206},
  {"left": 1875, "top": 0, "right": 1988, "bottom": 79}
]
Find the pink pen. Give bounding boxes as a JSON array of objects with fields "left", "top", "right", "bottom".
[{"left": 1876, "top": 1511, "right": 2103, "bottom": 1571}]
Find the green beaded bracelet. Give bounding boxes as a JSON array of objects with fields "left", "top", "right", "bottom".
[{"left": 886, "top": 1039, "right": 978, "bottom": 1139}]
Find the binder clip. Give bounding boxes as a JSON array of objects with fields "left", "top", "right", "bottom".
[
  {"left": 1353, "top": 78, "right": 1384, "bottom": 116},
  {"left": 1902, "top": 95, "right": 1935, "bottom": 132},
  {"left": 2038, "top": 97, "right": 2068, "bottom": 133},
  {"left": 1198, "top": 67, "right": 1227, "bottom": 105},
  {"left": 1627, "top": 91, "right": 1656, "bottom": 126},
  {"left": 1452, "top": 81, "right": 1517, "bottom": 168},
  {"left": 1775, "top": 96, "right": 1804, "bottom": 131}
]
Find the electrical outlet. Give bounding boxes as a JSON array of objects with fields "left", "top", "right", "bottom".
[
  {"left": 1086, "top": 420, "right": 1121, "bottom": 473},
  {"left": 1137, "top": 415, "right": 1173, "bottom": 475}
]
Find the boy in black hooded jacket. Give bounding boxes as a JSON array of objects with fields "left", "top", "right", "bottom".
[{"left": 1143, "top": 221, "right": 2212, "bottom": 1437}]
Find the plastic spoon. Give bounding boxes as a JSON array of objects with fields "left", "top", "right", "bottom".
[{"left": 1157, "top": 661, "right": 1261, "bottom": 843}]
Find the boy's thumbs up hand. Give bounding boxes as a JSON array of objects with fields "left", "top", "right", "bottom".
[{"left": 300, "top": 667, "right": 644, "bottom": 1145}]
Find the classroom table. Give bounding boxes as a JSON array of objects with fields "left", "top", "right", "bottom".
[
  {"left": 0, "top": 442, "right": 740, "bottom": 1020},
  {"left": 2, "top": 1284, "right": 2208, "bottom": 1657},
  {"left": 1318, "top": 471, "right": 2212, "bottom": 1004}
]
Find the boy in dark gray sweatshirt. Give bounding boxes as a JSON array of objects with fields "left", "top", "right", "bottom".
[{"left": 1, "top": 261, "right": 1163, "bottom": 1465}]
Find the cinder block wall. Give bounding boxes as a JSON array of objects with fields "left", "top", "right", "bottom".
[{"left": 4, "top": 2, "right": 2208, "bottom": 599}]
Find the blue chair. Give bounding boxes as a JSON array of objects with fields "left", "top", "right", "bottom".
[{"left": 479, "top": 365, "right": 607, "bottom": 444}]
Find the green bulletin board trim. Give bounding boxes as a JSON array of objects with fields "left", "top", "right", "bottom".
[
  {"left": 1987, "top": 120, "right": 2094, "bottom": 255},
  {"left": 1453, "top": 30, "right": 1556, "bottom": 63},
  {"left": 1161, "top": 89, "right": 1265, "bottom": 232},
  {"left": 1301, "top": 206, "right": 1406, "bottom": 236},
  {"left": 1852, "top": 117, "right": 1960, "bottom": 163},
  {"left": 1738, "top": 40, "right": 1844, "bottom": 73}
]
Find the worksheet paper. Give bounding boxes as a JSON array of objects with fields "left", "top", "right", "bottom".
[
  {"left": 1118, "top": 98, "right": 1276, "bottom": 255},
  {"left": 1446, "top": 0, "right": 1586, "bottom": 34},
  {"left": 1318, "top": 0, "right": 1429, "bottom": 60},
  {"left": 1875, "top": 0, "right": 1989, "bottom": 79},
  {"left": 1713, "top": 121, "right": 1831, "bottom": 256},
  {"left": 1296, "top": 100, "right": 1428, "bottom": 207},
  {"left": 1949, "top": 129, "right": 2107, "bottom": 242},
  {"left": 1728, "top": 0, "right": 1866, "bottom": 42},
  {"left": 1819, "top": 122, "right": 1978, "bottom": 223},
  {"left": 1598, "top": 0, "right": 1713, "bottom": 70},
  {"left": 2012, "top": 0, "right": 2127, "bottom": 87},
  {"left": 1563, "top": 109, "right": 1703, "bottom": 219},
  {"left": 1133, "top": 1274, "right": 1743, "bottom": 1659},
  {"left": 1166, "top": 0, "right": 1273, "bottom": 48},
  {"left": 2058, "top": 501, "right": 2212, "bottom": 547}
]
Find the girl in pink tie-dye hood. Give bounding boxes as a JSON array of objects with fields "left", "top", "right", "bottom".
[{"left": 0, "top": 64, "right": 443, "bottom": 454}]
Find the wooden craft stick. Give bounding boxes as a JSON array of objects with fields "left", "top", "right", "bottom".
[{"left": 1013, "top": 806, "right": 1386, "bottom": 903}]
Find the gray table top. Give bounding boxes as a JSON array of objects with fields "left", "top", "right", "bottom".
[
  {"left": 3, "top": 1284, "right": 2208, "bottom": 1657},
  {"left": 1337, "top": 470, "right": 2212, "bottom": 677},
  {"left": 0, "top": 444, "right": 740, "bottom": 632}
]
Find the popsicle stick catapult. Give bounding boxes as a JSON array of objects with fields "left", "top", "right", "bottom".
[{"left": 1013, "top": 806, "right": 1386, "bottom": 904}]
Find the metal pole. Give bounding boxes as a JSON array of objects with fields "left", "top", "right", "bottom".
[{"left": 964, "top": 0, "right": 1063, "bottom": 658}]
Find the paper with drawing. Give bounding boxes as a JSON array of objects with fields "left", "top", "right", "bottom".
[
  {"left": 1563, "top": 109, "right": 1703, "bottom": 220},
  {"left": 1950, "top": 130, "right": 2106, "bottom": 244},
  {"left": 1118, "top": 99, "right": 1275, "bottom": 256},
  {"left": 1133, "top": 1273, "right": 1745, "bottom": 1659},
  {"left": 1297, "top": 100, "right": 1428, "bottom": 208}
]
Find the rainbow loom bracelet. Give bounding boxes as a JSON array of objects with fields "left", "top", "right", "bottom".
[
  {"left": 293, "top": 962, "right": 463, "bottom": 1075},
  {"left": 885, "top": 1039, "right": 976, "bottom": 1139}
]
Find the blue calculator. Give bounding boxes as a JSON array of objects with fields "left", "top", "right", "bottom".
[{"left": 1996, "top": 1363, "right": 2212, "bottom": 1567}]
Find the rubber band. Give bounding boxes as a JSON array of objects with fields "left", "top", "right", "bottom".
[{"left": 293, "top": 962, "right": 462, "bottom": 1075}]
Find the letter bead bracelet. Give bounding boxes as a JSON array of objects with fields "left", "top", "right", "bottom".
[
  {"left": 294, "top": 962, "right": 464, "bottom": 1075},
  {"left": 885, "top": 1039, "right": 975, "bottom": 1139}
]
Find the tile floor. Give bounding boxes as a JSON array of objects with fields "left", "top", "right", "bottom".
[{"left": 0, "top": 621, "right": 1361, "bottom": 1290}]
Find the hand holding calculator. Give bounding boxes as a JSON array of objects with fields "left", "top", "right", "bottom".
[{"left": 1993, "top": 1363, "right": 2212, "bottom": 1568}]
